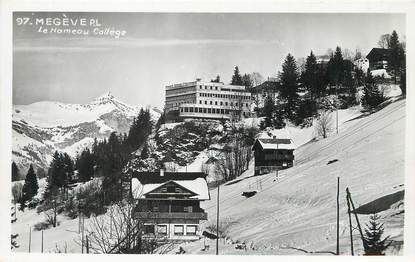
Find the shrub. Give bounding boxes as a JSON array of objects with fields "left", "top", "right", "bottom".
[
  {"left": 33, "top": 215, "right": 60, "bottom": 231},
  {"left": 206, "top": 218, "right": 238, "bottom": 238}
]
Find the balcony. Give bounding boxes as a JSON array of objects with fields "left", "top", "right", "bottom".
[{"left": 134, "top": 212, "right": 208, "bottom": 220}]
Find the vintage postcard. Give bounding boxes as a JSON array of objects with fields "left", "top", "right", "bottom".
[{"left": 1, "top": 1, "right": 414, "bottom": 261}]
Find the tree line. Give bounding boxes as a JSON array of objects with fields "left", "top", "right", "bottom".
[
  {"left": 255, "top": 30, "right": 406, "bottom": 130},
  {"left": 14, "top": 108, "right": 154, "bottom": 211}
]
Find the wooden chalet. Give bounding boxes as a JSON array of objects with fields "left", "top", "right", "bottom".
[
  {"left": 252, "top": 137, "right": 295, "bottom": 176},
  {"left": 366, "top": 48, "right": 391, "bottom": 70},
  {"left": 130, "top": 170, "right": 209, "bottom": 240}
]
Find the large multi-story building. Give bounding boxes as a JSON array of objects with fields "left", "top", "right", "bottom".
[{"left": 165, "top": 79, "right": 252, "bottom": 121}]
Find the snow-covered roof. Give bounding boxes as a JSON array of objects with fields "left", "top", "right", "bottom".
[
  {"left": 255, "top": 129, "right": 295, "bottom": 150},
  {"left": 131, "top": 177, "right": 210, "bottom": 200},
  {"left": 258, "top": 129, "right": 291, "bottom": 140},
  {"left": 257, "top": 138, "right": 295, "bottom": 150}
]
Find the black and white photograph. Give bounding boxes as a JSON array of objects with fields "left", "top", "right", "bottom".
[{"left": 1, "top": 1, "right": 414, "bottom": 260}]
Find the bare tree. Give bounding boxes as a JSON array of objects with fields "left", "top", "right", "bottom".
[
  {"left": 378, "top": 34, "right": 391, "bottom": 49},
  {"left": 81, "top": 199, "right": 163, "bottom": 254},
  {"left": 213, "top": 124, "right": 256, "bottom": 182},
  {"left": 343, "top": 48, "right": 354, "bottom": 61},
  {"left": 315, "top": 111, "right": 332, "bottom": 139}
]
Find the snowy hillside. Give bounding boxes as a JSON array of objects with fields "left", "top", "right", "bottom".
[
  {"left": 11, "top": 98, "right": 405, "bottom": 255},
  {"left": 175, "top": 98, "right": 405, "bottom": 255},
  {"left": 12, "top": 92, "right": 160, "bottom": 171}
]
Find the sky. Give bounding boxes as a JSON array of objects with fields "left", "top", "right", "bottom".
[{"left": 13, "top": 12, "right": 405, "bottom": 108}]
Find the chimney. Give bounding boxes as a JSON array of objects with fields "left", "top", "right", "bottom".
[{"left": 160, "top": 169, "right": 164, "bottom": 177}]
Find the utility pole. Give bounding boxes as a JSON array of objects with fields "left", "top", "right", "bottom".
[
  {"left": 28, "top": 226, "right": 32, "bottom": 253},
  {"left": 336, "top": 177, "right": 340, "bottom": 255},
  {"left": 276, "top": 142, "right": 279, "bottom": 179},
  {"left": 346, "top": 188, "right": 367, "bottom": 251},
  {"left": 346, "top": 193, "right": 354, "bottom": 255},
  {"left": 336, "top": 108, "right": 339, "bottom": 134},
  {"left": 86, "top": 236, "right": 89, "bottom": 254},
  {"left": 216, "top": 183, "right": 220, "bottom": 255},
  {"left": 335, "top": 87, "right": 339, "bottom": 134},
  {"left": 81, "top": 213, "right": 85, "bottom": 254},
  {"left": 41, "top": 230, "right": 44, "bottom": 253}
]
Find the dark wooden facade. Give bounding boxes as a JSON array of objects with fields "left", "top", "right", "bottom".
[
  {"left": 131, "top": 171, "right": 209, "bottom": 240},
  {"left": 252, "top": 138, "right": 294, "bottom": 176},
  {"left": 366, "top": 48, "right": 391, "bottom": 70}
]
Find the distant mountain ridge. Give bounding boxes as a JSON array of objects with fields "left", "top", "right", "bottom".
[{"left": 12, "top": 92, "right": 161, "bottom": 173}]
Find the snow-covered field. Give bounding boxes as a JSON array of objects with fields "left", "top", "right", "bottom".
[
  {"left": 178, "top": 98, "right": 405, "bottom": 255},
  {"left": 12, "top": 97, "right": 405, "bottom": 255}
]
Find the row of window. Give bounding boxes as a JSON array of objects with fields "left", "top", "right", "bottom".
[
  {"left": 169, "top": 100, "right": 195, "bottom": 108},
  {"left": 151, "top": 205, "right": 193, "bottom": 212},
  {"left": 181, "top": 107, "right": 230, "bottom": 114},
  {"left": 199, "top": 92, "right": 250, "bottom": 100},
  {"left": 180, "top": 107, "right": 249, "bottom": 117},
  {"left": 144, "top": 224, "right": 198, "bottom": 236},
  {"left": 199, "top": 100, "right": 249, "bottom": 107},
  {"left": 166, "top": 86, "right": 196, "bottom": 95},
  {"left": 199, "top": 85, "right": 220, "bottom": 91}
]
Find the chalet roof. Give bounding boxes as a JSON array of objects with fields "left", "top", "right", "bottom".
[
  {"left": 366, "top": 48, "right": 391, "bottom": 61},
  {"left": 131, "top": 171, "right": 207, "bottom": 184},
  {"left": 254, "top": 138, "right": 295, "bottom": 150},
  {"left": 131, "top": 177, "right": 210, "bottom": 200}
]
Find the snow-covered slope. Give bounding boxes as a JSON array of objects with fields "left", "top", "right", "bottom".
[
  {"left": 181, "top": 98, "right": 405, "bottom": 255},
  {"left": 12, "top": 92, "right": 160, "bottom": 171}
]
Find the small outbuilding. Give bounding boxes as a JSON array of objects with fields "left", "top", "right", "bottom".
[{"left": 252, "top": 137, "right": 295, "bottom": 176}]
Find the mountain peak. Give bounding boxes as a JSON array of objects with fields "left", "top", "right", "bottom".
[{"left": 91, "top": 91, "right": 115, "bottom": 104}]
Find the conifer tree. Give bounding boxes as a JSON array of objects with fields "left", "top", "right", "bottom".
[
  {"left": 141, "top": 143, "right": 150, "bottom": 159},
  {"left": 62, "top": 152, "right": 75, "bottom": 187},
  {"left": 155, "top": 112, "right": 166, "bottom": 130},
  {"left": 127, "top": 108, "right": 153, "bottom": 151},
  {"left": 362, "top": 71, "right": 385, "bottom": 110},
  {"left": 278, "top": 53, "right": 300, "bottom": 120},
  {"left": 241, "top": 74, "right": 253, "bottom": 90},
  {"left": 20, "top": 164, "right": 39, "bottom": 209},
  {"left": 400, "top": 68, "right": 406, "bottom": 96},
  {"left": 260, "top": 96, "right": 285, "bottom": 129},
  {"left": 260, "top": 95, "right": 275, "bottom": 129},
  {"left": 77, "top": 148, "right": 95, "bottom": 182},
  {"left": 231, "top": 66, "right": 243, "bottom": 85},
  {"left": 211, "top": 75, "right": 221, "bottom": 83},
  {"left": 388, "top": 30, "right": 402, "bottom": 84},
  {"left": 364, "top": 213, "right": 391, "bottom": 255},
  {"left": 326, "top": 46, "right": 344, "bottom": 87},
  {"left": 12, "top": 162, "right": 20, "bottom": 182},
  {"left": 303, "top": 51, "right": 319, "bottom": 100}
]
